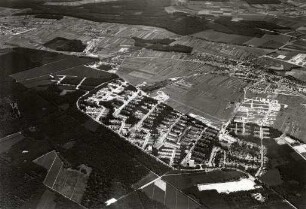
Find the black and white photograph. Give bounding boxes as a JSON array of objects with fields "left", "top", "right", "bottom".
[{"left": 0, "top": 0, "right": 306, "bottom": 208}]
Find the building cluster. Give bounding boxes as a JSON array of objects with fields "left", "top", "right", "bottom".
[
  {"left": 0, "top": 24, "right": 34, "bottom": 36},
  {"left": 170, "top": 0, "right": 306, "bottom": 18},
  {"left": 187, "top": 127, "right": 262, "bottom": 174},
  {"left": 244, "top": 71, "right": 306, "bottom": 96},
  {"left": 288, "top": 53, "right": 306, "bottom": 67},
  {"left": 79, "top": 79, "right": 262, "bottom": 173},
  {"left": 246, "top": 80, "right": 279, "bottom": 94},
  {"left": 229, "top": 122, "right": 271, "bottom": 140},
  {"left": 266, "top": 52, "right": 306, "bottom": 68},
  {"left": 226, "top": 96, "right": 282, "bottom": 143},
  {"left": 224, "top": 140, "right": 262, "bottom": 173},
  {"left": 234, "top": 97, "right": 281, "bottom": 127}
]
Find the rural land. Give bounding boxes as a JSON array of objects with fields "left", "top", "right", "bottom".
[{"left": 0, "top": 0, "right": 306, "bottom": 209}]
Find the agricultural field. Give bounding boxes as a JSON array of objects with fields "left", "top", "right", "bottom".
[
  {"left": 245, "top": 0, "right": 280, "bottom": 3},
  {"left": 107, "top": 190, "right": 173, "bottom": 209},
  {"left": 0, "top": 47, "right": 82, "bottom": 77},
  {"left": 171, "top": 36, "right": 269, "bottom": 61},
  {"left": 56, "top": 65, "right": 118, "bottom": 79},
  {"left": 161, "top": 170, "right": 263, "bottom": 209},
  {"left": 256, "top": 57, "right": 297, "bottom": 72},
  {"left": 152, "top": 74, "right": 248, "bottom": 124},
  {"left": 0, "top": 132, "right": 25, "bottom": 154},
  {"left": 192, "top": 30, "right": 252, "bottom": 45},
  {"left": 141, "top": 178, "right": 202, "bottom": 209},
  {"left": 285, "top": 68, "right": 306, "bottom": 82},
  {"left": 20, "top": 186, "right": 84, "bottom": 209},
  {"left": 10, "top": 55, "right": 95, "bottom": 82},
  {"left": 32, "top": 189, "right": 57, "bottom": 209},
  {"left": 34, "top": 151, "right": 92, "bottom": 204},
  {"left": 131, "top": 172, "right": 159, "bottom": 190},
  {"left": 3, "top": 0, "right": 210, "bottom": 36},
  {"left": 1, "top": 14, "right": 181, "bottom": 58},
  {"left": 111, "top": 169, "right": 294, "bottom": 209},
  {"left": 244, "top": 34, "right": 290, "bottom": 49},
  {"left": 273, "top": 94, "right": 306, "bottom": 143},
  {"left": 162, "top": 170, "right": 246, "bottom": 191},
  {"left": 110, "top": 176, "right": 203, "bottom": 209},
  {"left": 166, "top": 169, "right": 292, "bottom": 209},
  {"left": 1, "top": 2, "right": 306, "bottom": 209},
  {"left": 117, "top": 56, "right": 216, "bottom": 86}
]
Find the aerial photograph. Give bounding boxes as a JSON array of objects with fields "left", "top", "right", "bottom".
[{"left": 0, "top": 0, "right": 306, "bottom": 208}]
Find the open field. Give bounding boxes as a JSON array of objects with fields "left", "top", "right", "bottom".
[
  {"left": 34, "top": 150, "right": 58, "bottom": 170},
  {"left": 244, "top": 34, "right": 290, "bottom": 49},
  {"left": 43, "top": 153, "right": 63, "bottom": 187},
  {"left": 273, "top": 94, "right": 306, "bottom": 143},
  {"left": 19, "top": 186, "right": 84, "bottom": 209},
  {"left": 20, "top": 75, "right": 53, "bottom": 90},
  {"left": 0, "top": 48, "right": 90, "bottom": 77},
  {"left": 107, "top": 190, "right": 171, "bottom": 209},
  {"left": 162, "top": 170, "right": 246, "bottom": 191},
  {"left": 35, "top": 189, "right": 56, "bottom": 209},
  {"left": 0, "top": 132, "right": 24, "bottom": 154},
  {"left": 131, "top": 171, "right": 159, "bottom": 190},
  {"left": 164, "top": 169, "right": 293, "bottom": 209},
  {"left": 36, "top": 151, "right": 91, "bottom": 204},
  {"left": 141, "top": 179, "right": 202, "bottom": 209},
  {"left": 111, "top": 177, "right": 203, "bottom": 209},
  {"left": 110, "top": 168, "right": 293, "bottom": 209},
  {"left": 52, "top": 166, "right": 91, "bottom": 203},
  {"left": 11, "top": 56, "right": 95, "bottom": 82},
  {"left": 154, "top": 74, "right": 248, "bottom": 123},
  {"left": 0, "top": 3, "right": 305, "bottom": 209},
  {"left": 118, "top": 56, "right": 217, "bottom": 85},
  {"left": 192, "top": 30, "right": 252, "bottom": 45},
  {"left": 285, "top": 68, "right": 306, "bottom": 82},
  {"left": 0, "top": 8, "right": 183, "bottom": 60},
  {"left": 60, "top": 66, "right": 117, "bottom": 79},
  {"left": 172, "top": 36, "right": 270, "bottom": 61},
  {"left": 4, "top": 0, "right": 210, "bottom": 36},
  {"left": 0, "top": 47, "right": 96, "bottom": 84}
]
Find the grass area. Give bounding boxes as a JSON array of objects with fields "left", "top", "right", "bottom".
[
  {"left": 163, "top": 170, "right": 246, "bottom": 191},
  {"left": 0, "top": 47, "right": 95, "bottom": 83},
  {"left": 108, "top": 190, "right": 169, "bottom": 209}
]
